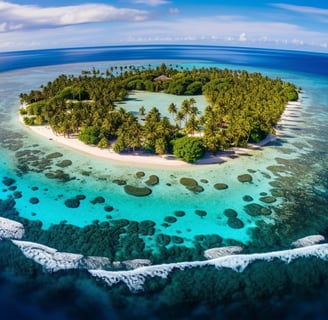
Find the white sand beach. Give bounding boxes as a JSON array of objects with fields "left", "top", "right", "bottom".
[{"left": 19, "top": 100, "right": 300, "bottom": 168}]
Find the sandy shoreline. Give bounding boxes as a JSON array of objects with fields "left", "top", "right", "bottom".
[{"left": 19, "top": 100, "right": 300, "bottom": 168}]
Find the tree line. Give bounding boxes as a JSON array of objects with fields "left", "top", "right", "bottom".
[{"left": 19, "top": 63, "right": 299, "bottom": 162}]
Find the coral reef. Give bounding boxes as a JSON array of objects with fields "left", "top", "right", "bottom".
[
  {"left": 124, "top": 185, "right": 152, "bottom": 197},
  {"left": 237, "top": 174, "right": 253, "bottom": 183},
  {"left": 214, "top": 183, "right": 228, "bottom": 190},
  {"left": 145, "top": 175, "right": 159, "bottom": 186}
]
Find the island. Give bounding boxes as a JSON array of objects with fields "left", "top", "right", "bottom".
[{"left": 19, "top": 63, "right": 299, "bottom": 164}]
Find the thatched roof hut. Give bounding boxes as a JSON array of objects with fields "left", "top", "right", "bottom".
[{"left": 154, "top": 75, "right": 172, "bottom": 81}]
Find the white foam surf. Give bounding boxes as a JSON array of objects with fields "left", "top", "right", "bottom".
[
  {"left": 11, "top": 238, "right": 328, "bottom": 292},
  {"left": 2, "top": 217, "right": 327, "bottom": 293},
  {"left": 89, "top": 244, "right": 328, "bottom": 291}
]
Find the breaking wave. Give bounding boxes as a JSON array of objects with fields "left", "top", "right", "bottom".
[{"left": 2, "top": 216, "right": 328, "bottom": 292}]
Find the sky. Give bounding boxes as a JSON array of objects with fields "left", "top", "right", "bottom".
[{"left": 0, "top": 0, "right": 328, "bottom": 52}]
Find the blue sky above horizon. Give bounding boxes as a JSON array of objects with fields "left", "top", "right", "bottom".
[{"left": 0, "top": 0, "right": 328, "bottom": 52}]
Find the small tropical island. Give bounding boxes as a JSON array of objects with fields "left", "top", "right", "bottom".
[{"left": 19, "top": 63, "right": 299, "bottom": 164}]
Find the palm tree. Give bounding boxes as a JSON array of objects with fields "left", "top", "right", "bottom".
[
  {"left": 168, "top": 102, "right": 177, "bottom": 115},
  {"left": 185, "top": 114, "right": 200, "bottom": 135},
  {"left": 189, "top": 105, "right": 200, "bottom": 118},
  {"left": 143, "top": 107, "right": 162, "bottom": 151},
  {"left": 175, "top": 111, "right": 185, "bottom": 129},
  {"left": 168, "top": 102, "right": 177, "bottom": 124},
  {"left": 181, "top": 99, "right": 191, "bottom": 121}
]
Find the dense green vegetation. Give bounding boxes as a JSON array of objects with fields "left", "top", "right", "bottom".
[
  {"left": 20, "top": 63, "right": 299, "bottom": 162},
  {"left": 172, "top": 136, "right": 205, "bottom": 163}
]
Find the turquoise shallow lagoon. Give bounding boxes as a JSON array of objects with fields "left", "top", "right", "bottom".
[{"left": 0, "top": 46, "right": 328, "bottom": 319}]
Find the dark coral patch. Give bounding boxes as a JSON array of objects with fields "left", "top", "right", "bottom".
[
  {"left": 261, "top": 171, "right": 271, "bottom": 179},
  {"left": 228, "top": 217, "right": 244, "bottom": 229},
  {"left": 244, "top": 203, "right": 272, "bottom": 216},
  {"left": 90, "top": 196, "right": 106, "bottom": 204},
  {"left": 174, "top": 211, "right": 186, "bottom": 217},
  {"left": 260, "top": 196, "right": 277, "bottom": 203},
  {"left": 223, "top": 209, "right": 238, "bottom": 218},
  {"left": 171, "top": 236, "right": 184, "bottom": 244},
  {"left": 269, "top": 181, "right": 282, "bottom": 188},
  {"left": 46, "top": 152, "right": 63, "bottom": 159},
  {"left": 145, "top": 175, "right": 159, "bottom": 186},
  {"left": 112, "top": 179, "right": 127, "bottom": 186},
  {"left": 29, "top": 197, "right": 39, "bottom": 204},
  {"left": 76, "top": 194, "right": 86, "bottom": 201},
  {"left": 179, "top": 177, "right": 204, "bottom": 193},
  {"left": 124, "top": 185, "right": 152, "bottom": 197},
  {"left": 156, "top": 234, "right": 171, "bottom": 246},
  {"left": 195, "top": 210, "right": 207, "bottom": 217},
  {"left": 136, "top": 171, "right": 145, "bottom": 178},
  {"left": 266, "top": 165, "right": 286, "bottom": 175},
  {"left": 13, "top": 191, "right": 22, "bottom": 199},
  {"left": 126, "top": 221, "right": 139, "bottom": 233},
  {"left": 243, "top": 195, "right": 254, "bottom": 202},
  {"left": 237, "top": 174, "right": 253, "bottom": 183},
  {"left": 164, "top": 216, "right": 177, "bottom": 224},
  {"left": 187, "top": 185, "right": 204, "bottom": 193},
  {"left": 180, "top": 177, "right": 198, "bottom": 187},
  {"left": 214, "top": 183, "right": 228, "bottom": 190},
  {"left": 194, "top": 235, "right": 205, "bottom": 241},
  {"left": 15, "top": 150, "right": 32, "bottom": 158},
  {"left": 2, "top": 177, "right": 15, "bottom": 187},
  {"left": 64, "top": 198, "right": 80, "bottom": 208},
  {"left": 104, "top": 205, "right": 114, "bottom": 212},
  {"left": 111, "top": 219, "right": 130, "bottom": 228},
  {"left": 248, "top": 169, "right": 257, "bottom": 173},
  {"left": 56, "top": 159, "right": 73, "bottom": 168},
  {"left": 200, "top": 234, "right": 223, "bottom": 248},
  {"left": 270, "top": 189, "right": 285, "bottom": 197},
  {"left": 139, "top": 220, "right": 156, "bottom": 236},
  {"left": 45, "top": 170, "right": 72, "bottom": 182}
]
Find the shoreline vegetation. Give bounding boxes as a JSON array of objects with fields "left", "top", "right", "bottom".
[
  {"left": 19, "top": 63, "right": 300, "bottom": 167},
  {"left": 19, "top": 100, "right": 300, "bottom": 168}
]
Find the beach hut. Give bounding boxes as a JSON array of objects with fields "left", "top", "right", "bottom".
[{"left": 154, "top": 75, "right": 172, "bottom": 81}]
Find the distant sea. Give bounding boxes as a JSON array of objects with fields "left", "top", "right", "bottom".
[{"left": 0, "top": 45, "right": 328, "bottom": 320}]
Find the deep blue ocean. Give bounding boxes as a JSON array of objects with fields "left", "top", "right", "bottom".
[{"left": 0, "top": 45, "right": 328, "bottom": 319}]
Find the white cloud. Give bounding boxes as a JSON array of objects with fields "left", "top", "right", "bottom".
[
  {"left": 239, "top": 32, "right": 247, "bottom": 41},
  {"left": 117, "top": 15, "right": 328, "bottom": 50},
  {"left": 291, "top": 38, "right": 304, "bottom": 46},
  {"left": 0, "top": 1, "right": 149, "bottom": 32},
  {"left": 1, "top": 5, "right": 328, "bottom": 52},
  {"left": 273, "top": 4, "right": 328, "bottom": 16},
  {"left": 132, "top": 0, "right": 170, "bottom": 6},
  {"left": 169, "top": 8, "right": 180, "bottom": 14}
]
